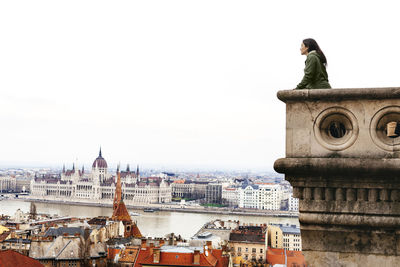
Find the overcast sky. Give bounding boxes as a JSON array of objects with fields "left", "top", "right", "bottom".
[{"left": 1, "top": 1, "right": 400, "bottom": 171}]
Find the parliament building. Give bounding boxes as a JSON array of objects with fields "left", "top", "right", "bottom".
[{"left": 30, "top": 149, "right": 171, "bottom": 205}]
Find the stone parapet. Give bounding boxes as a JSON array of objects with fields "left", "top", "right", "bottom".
[
  {"left": 277, "top": 87, "right": 400, "bottom": 102},
  {"left": 274, "top": 158, "right": 400, "bottom": 176},
  {"left": 274, "top": 87, "right": 400, "bottom": 266}
]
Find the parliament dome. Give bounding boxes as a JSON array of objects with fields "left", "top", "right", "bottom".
[{"left": 92, "top": 148, "right": 108, "bottom": 168}]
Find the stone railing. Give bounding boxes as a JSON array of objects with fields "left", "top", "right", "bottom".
[{"left": 274, "top": 87, "right": 400, "bottom": 266}]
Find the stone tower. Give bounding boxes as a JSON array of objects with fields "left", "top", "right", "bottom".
[
  {"left": 112, "top": 167, "right": 142, "bottom": 238},
  {"left": 274, "top": 88, "right": 400, "bottom": 266}
]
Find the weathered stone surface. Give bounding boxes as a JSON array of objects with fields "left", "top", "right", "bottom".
[
  {"left": 304, "top": 251, "right": 398, "bottom": 267},
  {"left": 274, "top": 87, "right": 400, "bottom": 266}
]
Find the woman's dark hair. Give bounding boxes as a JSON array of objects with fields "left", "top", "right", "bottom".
[{"left": 303, "top": 38, "right": 327, "bottom": 65}]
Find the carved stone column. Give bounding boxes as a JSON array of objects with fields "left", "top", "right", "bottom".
[{"left": 274, "top": 88, "right": 400, "bottom": 266}]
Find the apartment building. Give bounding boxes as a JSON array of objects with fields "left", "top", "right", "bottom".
[{"left": 229, "top": 225, "right": 266, "bottom": 262}]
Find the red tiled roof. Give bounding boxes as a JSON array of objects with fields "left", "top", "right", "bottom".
[
  {"left": 129, "top": 222, "right": 142, "bottom": 238},
  {"left": 119, "top": 246, "right": 140, "bottom": 263},
  {"left": 108, "top": 248, "right": 121, "bottom": 261},
  {"left": 212, "top": 249, "right": 229, "bottom": 267},
  {"left": 112, "top": 200, "right": 131, "bottom": 222},
  {"left": 88, "top": 217, "right": 108, "bottom": 226},
  {"left": 135, "top": 247, "right": 228, "bottom": 267},
  {"left": 229, "top": 226, "right": 265, "bottom": 243},
  {"left": 139, "top": 251, "right": 215, "bottom": 267},
  {"left": 0, "top": 250, "right": 44, "bottom": 267},
  {"left": 266, "top": 248, "right": 307, "bottom": 266}
]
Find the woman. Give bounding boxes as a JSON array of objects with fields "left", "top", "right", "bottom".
[{"left": 295, "top": 38, "right": 331, "bottom": 89}]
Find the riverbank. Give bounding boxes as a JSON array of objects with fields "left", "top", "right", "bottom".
[
  {"left": 0, "top": 199, "right": 299, "bottom": 239},
  {"left": 13, "top": 197, "right": 298, "bottom": 218}
]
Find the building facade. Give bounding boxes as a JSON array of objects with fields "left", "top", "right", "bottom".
[
  {"left": 267, "top": 225, "right": 283, "bottom": 249},
  {"left": 0, "top": 176, "right": 16, "bottom": 193},
  {"left": 30, "top": 150, "right": 171, "bottom": 205},
  {"left": 267, "top": 224, "right": 301, "bottom": 251},
  {"left": 221, "top": 187, "right": 239, "bottom": 206},
  {"left": 281, "top": 225, "right": 302, "bottom": 251},
  {"left": 229, "top": 225, "right": 266, "bottom": 262},
  {"left": 205, "top": 183, "right": 222, "bottom": 204},
  {"left": 238, "top": 182, "right": 284, "bottom": 210},
  {"left": 171, "top": 180, "right": 207, "bottom": 200},
  {"left": 288, "top": 195, "right": 299, "bottom": 211}
]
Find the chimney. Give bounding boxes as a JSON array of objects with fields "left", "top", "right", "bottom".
[
  {"left": 153, "top": 248, "right": 161, "bottom": 263},
  {"left": 206, "top": 241, "right": 212, "bottom": 249},
  {"left": 169, "top": 233, "right": 175, "bottom": 245},
  {"left": 149, "top": 242, "right": 154, "bottom": 255},
  {"left": 193, "top": 250, "right": 200, "bottom": 265},
  {"left": 141, "top": 238, "right": 147, "bottom": 248},
  {"left": 159, "top": 239, "right": 165, "bottom": 246}
]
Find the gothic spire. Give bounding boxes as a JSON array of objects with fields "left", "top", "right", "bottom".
[
  {"left": 113, "top": 167, "right": 122, "bottom": 211},
  {"left": 99, "top": 147, "right": 102, "bottom": 158},
  {"left": 126, "top": 164, "right": 130, "bottom": 172}
]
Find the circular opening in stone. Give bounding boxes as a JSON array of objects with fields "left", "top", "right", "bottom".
[
  {"left": 376, "top": 113, "right": 400, "bottom": 144},
  {"left": 319, "top": 113, "right": 352, "bottom": 143},
  {"left": 328, "top": 121, "right": 346, "bottom": 138},
  {"left": 370, "top": 107, "right": 400, "bottom": 151},
  {"left": 314, "top": 107, "right": 358, "bottom": 151}
]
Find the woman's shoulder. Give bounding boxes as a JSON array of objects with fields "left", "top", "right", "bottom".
[
  {"left": 306, "top": 51, "right": 320, "bottom": 62},
  {"left": 307, "top": 51, "right": 319, "bottom": 57}
]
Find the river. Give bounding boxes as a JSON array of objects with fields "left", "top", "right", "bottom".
[{"left": 0, "top": 200, "right": 299, "bottom": 239}]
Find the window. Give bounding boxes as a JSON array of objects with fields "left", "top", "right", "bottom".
[
  {"left": 252, "top": 248, "right": 256, "bottom": 253},
  {"left": 260, "top": 248, "right": 263, "bottom": 253},
  {"left": 245, "top": 248, "right": 248, "bottom": 252},
  {"left": 238, "top": 247, "right": 241, "bottom": 252}
]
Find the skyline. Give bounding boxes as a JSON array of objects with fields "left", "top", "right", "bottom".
[
  {"left": 0, "top": 147, "right": 280, "bottom": 173},
  {"left": 1, "top": 1, "right": 400, "bottom": 171}
]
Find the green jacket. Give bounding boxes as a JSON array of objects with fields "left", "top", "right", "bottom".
[{"left": 296, "top": 51, "right": 331, "bottom": 89}]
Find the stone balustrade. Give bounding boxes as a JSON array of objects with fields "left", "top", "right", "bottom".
[{"left": 274, "top": 87, "right": 400, "bottom": 266}]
